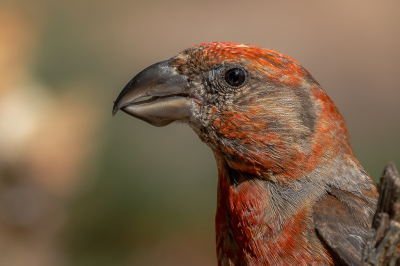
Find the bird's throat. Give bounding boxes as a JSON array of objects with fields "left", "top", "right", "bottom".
[{"left": 214, "top": 154, "right": 333, "bottom": 266}]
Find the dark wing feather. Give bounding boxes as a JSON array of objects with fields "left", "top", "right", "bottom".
[{"left": 313, "top": 193, "right": 369, "bottom": 266}]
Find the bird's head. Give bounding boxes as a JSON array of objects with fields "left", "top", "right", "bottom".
[{"left": 113, "top": 42, "right": 352, "bottom": 181}]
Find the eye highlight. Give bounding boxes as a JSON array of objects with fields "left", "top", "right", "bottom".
[{"left": 224, "top": 68, "right": 246, "bottom": 88}]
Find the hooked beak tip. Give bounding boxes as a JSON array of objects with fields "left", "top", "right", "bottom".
[{"left": 112, "top": 101, "right": 119, "bottom": 116}]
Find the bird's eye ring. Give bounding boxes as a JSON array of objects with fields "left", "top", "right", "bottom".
[{"left": 224, "top": 68, "right": 246, "bottom": 88}]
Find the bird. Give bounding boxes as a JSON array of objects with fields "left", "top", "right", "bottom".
[{"left": 112, "top": 42, "right": 378, "bottom": 266}]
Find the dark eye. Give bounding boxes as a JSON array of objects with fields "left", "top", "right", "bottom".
[{"left": 224, "top": 68, "right": 246, "bottom": 88}]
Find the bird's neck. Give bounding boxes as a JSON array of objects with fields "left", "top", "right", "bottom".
[{"left": 214, "top": 154, "right": 333, "bottom": 266}]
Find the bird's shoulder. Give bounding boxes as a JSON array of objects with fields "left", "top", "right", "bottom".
[{"left": 313, "top": 190, "right": 374, "bottom": 266}]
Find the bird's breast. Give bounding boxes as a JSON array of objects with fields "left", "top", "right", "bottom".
[{"left": 214, "top": 154, "right": 333, "bottom": 266}]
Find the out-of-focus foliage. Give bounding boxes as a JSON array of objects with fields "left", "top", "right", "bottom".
[{"left": 0, "top": 0, "right": 399, "bottom": 265}]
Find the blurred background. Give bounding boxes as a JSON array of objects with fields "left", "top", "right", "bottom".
[{"left": 0, "top": 0, "right": 399, "bottom": 265}]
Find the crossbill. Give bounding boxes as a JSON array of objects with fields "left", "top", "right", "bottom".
[{"left": 113, "top": 42, "right": 378, "bottom": 266}]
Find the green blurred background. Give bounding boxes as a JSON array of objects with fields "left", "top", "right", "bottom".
[{"left": 0, "top": 0, "right": 399, "bottom": 265}]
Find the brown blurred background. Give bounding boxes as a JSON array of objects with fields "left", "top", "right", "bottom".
[{"left": 0, "top": 0, "right": 399, "bottom": 265}]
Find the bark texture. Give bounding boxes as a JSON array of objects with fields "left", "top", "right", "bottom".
[{"left": 363, "top": 162, "right": 400, "bottom": 266}]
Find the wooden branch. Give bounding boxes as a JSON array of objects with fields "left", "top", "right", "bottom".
[{"left": 363, "top": 162, "right": 400, "bottom": 266}]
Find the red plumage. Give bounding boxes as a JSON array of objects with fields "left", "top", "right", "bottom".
[{"left": 113, "top": 42, "right": 378, "bottom": 265}]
